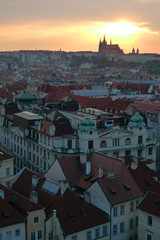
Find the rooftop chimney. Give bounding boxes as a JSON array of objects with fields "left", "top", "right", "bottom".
[
  {"left": 84, "top": 191, "right": 90, "bottom": 203},
  {"left": 86, "top": 161, "right": 91, "bottom": 175},
  {"left": 80, "top": 153, "right": 87, "bottom": 164},
  {"left": 108, "top": 169, "right": 115, "bottom": 179},
  {"left": 59, "top": 180, "right": 68, "bottom": 195},
  {"left": 0, "top": 189, "right": 4, "bottom": 199},
  {"left": 98, "top": 165, "right": 103, "bottom": 178},
  {"left": 131, "top": 157, "right": 138, "bottom": 170}
]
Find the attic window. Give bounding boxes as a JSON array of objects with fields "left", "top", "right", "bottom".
[
  {"left": 154, "top": 199, "right": 160, "bottom": 205},
  {"left": 146, "top": 180, "right": 153, "bottom": 187},
  {"left": 123, "top": 183, "right": 131, "bottom": 191},
  {"left": 68, "top": 210, "right": 75, "bottom": 219},
  {"left": 2, "top": 209, "right": 10, "bottom": 220},
  {"left": 80, "top": 208, "right": 88, "bottom": 216},
  {"left": 108, "top": 186, "right": 116, "bottom": 194}
]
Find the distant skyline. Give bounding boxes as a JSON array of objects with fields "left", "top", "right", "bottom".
[{"left": 0, "top": 0, "right": 160, "bottom": 53}]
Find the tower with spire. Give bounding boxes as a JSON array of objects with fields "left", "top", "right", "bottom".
[{"left": 98, "top": 35, "right": 124, "bottom": 55}]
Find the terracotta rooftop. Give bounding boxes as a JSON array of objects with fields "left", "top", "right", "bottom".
[{"left": 138, "top": 191, "right": 160, "bottom": 217}]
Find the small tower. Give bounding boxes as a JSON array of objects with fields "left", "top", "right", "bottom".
[
  {"left": 98, "top": 38, "right": 102, "bottom": 52},
  {"left": 132, "top": 47, "right": 135, "bottom": 54},
  {"left": 136, "top": 48, "right": 139, "bottom": 54},
  {"left": 110, "top": 39, "right": 112, "bottom": 45}
]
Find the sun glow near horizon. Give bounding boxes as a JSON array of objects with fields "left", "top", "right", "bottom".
[{"left": 0, "top": 20, "right": 159, "bottom": 53}]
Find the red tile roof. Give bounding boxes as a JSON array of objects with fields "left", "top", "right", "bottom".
[
  {"left": 12, "top": 168, "right": 109, "bottom": 235},
  {"left": 129, "top": 163, "right": 160, "bottom": 194},
  {"left": 138, "top": 191, "right": 160, "bottom": 217},
  {"left": 50, "top": 188, "right": 109, "bottom": 235},
  {"left": 12, "top": 168, "right": 57, "bottom": 211},
  {"left": 0, "top": 183, "right": 42, "bottom": 224},
  {"left": 0, "top": 146, "right": 13, "bottom": 161},
  {"left": 54, "top": 153, "right": 143, "bottom": 204},
  {"left": 0, "top": 197, "right": 24, "bottom": 228}
]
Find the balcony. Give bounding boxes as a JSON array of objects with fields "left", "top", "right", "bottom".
[
  {"left": 52, "top": 147, "right": 83, "bottom": 155},
  {"left": 146, "top": 138, "right": 157, "bottom": 146},
  {"left": 137, "top": 144, "right": 144, "bottom": 148}
]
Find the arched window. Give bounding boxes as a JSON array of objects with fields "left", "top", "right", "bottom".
[
  {"left": 100, "top": 140, "right": 107, "bottom": 148},
  {"left": 125, "top": 138, "right": 131, "bottom": 145}
]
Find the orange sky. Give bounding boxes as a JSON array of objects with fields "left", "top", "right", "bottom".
[{"left": 0, "top": 0, "right": 160, "bottom": 53}]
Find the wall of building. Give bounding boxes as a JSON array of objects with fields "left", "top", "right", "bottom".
[{"left": 138, "top": 209, "right": 160, "bottom": 240}]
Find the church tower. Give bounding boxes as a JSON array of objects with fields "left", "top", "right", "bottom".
[{"left": 132, "top": 47, "right": 135, "bottom": 54}]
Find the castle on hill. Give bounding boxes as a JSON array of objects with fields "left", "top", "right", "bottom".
[{"left": 98, "top": 36, "right": 124, "bottom": 55}]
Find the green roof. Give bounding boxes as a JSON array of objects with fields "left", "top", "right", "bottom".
[
  {"left": 128, "top": 113, "right": 146, "bottom": 128},
  {"left": 79, "top": 118, "right": 97, "bottom": 132}
]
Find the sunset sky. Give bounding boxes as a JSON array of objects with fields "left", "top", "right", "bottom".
[{"left": 0, "top": 0, "right": 160, "bottom": 53}]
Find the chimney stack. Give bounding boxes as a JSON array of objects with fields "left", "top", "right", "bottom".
[
  {"left": 86, "top": 161, "right": 91, "bottom": 175},
  {"left": 131, "top": 157, "right": 138, "bottom": 170},
  {"left": 108, "top": 169, "right": 115, "bottom": 179},
  {"left": 84, "top": 191, "right": 90, "bottom": 203},
  {"left": 59, "top": 180, "right": 68, "bottom": 195},
  {"left": 0, "top": 189, "right": 4, "bottom": 199},
  {"left": 98, "top": 165, "right": 103, "bottom": 178},
  {"left": 80, "top": 153, "right": 87, "bottom": 164}
]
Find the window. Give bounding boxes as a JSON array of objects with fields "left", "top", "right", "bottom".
[
  {"left": 130, "top": 219, "right": 134, "bottom": 229},
  {"left": 135, "top": 216, "right": 138, "bottom": 227},
  {"left": 6, "top": 231, "right": 12, "bottom": 240},
  {"left": 95, "top": 228, "right": 100, "bottom": 239},
  {"left": 31, "top": 232, "right": 35, "bottom": 240},
  {"left": 135, "top": 233, "right": 138, "bottom": 240},
  {"left": 125, "top": 138, "right": 131, "bottom": 145},
  {"left": 138, "top": 149, "right": 143, "bottom": 157},
  {"left": 129, "top": 237, "right": 133, "bottom": 240},
  {"left": 48, "top": 233, "right": 53, "bottom": 240},
  {"left": 120, "top": 222, "right": 124, "bottom": 233},
  {"left": 68, "top": 140, "right": 72, "bottom": 149},
  {"left": 113, "top": 224, "right": 117, "bottom": 235},
  {"left": 87, "top": 231, "right": 91, "bottom": 240},
  {"left": 113, "top": 151, "right": 119, "bottom": 158},
  {"left": 113, "top": 138, "right": 119, "bottom": 146},
  {"left": 33, "top": 216, "right": 39, "bottom": 223},
  {"left": 147, "top": 233, "right": 152, "bottom": 240},
  {"left": 130, "top": 201, "right": 134, "bottom": 212},
  {"left": 88, "top": 141, "right": 93, "bottom": 150},
  {"left": 138, "top": 136, "right": 143, "bottom": 144},
  {"left": 6, "top": 168, "right": 10, "bottom": 176},
  {"left": 31, "top": 230, "right": 42, "bottom": 240},
  {"left": 113, "top": 206, "right": 118, "bottom": 217},
  {"left": 125, "top": 150, "right": 131, "bottom": 156},
  {"left": 15, "top": 229, "right": 20, "bottom": 236},
  {"left": 148, "top": 147, "right": 153, "bottom": 155},
  {"left": 103, "top": 225, "right": 108, "bottom": 236},
  {"left": 100, "top": 141, "right": 106, "bottom": 148},
  {"left": 38, "top": 230, "right": 42, "bottom": 239},
  {"left": 147, "top": 216, "right": 152, "bottom": 226},
  {"left": 72, "top": 235, "right": 77, "bottom": 240},
  {"left": 120, "top": 205, "right": 125, "bottom": 215}
]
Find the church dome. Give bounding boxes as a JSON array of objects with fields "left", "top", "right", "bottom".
[
  {"left": 79, "top": 118, "right": 97, "bottom": 132},
  {"left": 128, "top": 113, "right": 146, "bottom": 128}
]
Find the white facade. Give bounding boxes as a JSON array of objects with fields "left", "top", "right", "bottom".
[
  {"left": 138, "top": 210, "right": 160, "bottom": 240},
  {"left": 87, "top": 181, "right": 141, "bottom": 240},
  {"left": 0, "top": 222, "right": 26, "bottom": 240}
]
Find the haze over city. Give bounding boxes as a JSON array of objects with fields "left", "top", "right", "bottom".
[{"left": 0, "top": 0, "right": 160, "bottom": 53}]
